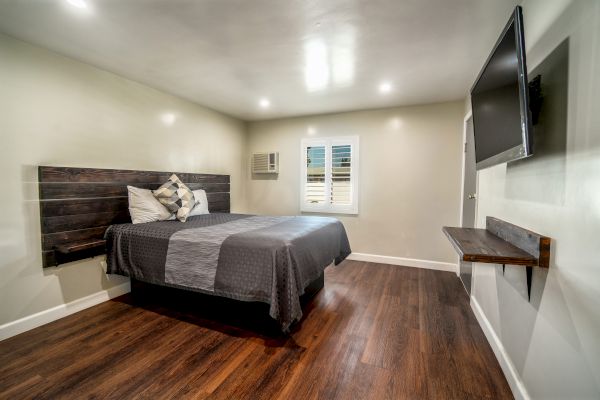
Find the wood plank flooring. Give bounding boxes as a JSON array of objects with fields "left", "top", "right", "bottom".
[{"left": 0, "top": 261, "right": 513, "bottom": 399}]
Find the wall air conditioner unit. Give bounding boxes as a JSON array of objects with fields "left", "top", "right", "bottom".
[{"left": 252, "top": 152, "right": 279, "bottom": 174}]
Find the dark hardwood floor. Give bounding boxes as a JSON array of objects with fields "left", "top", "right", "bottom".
[{"left": 0, "top": 261, "right": 512, "bottom": 399}]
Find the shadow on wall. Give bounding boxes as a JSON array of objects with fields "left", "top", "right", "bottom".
[
  {"left": 494, "top": 38, "right": 589, "bottom": 378},
  {"left": 493, "top": 40, "right": 570, "bottom": 372},
  {"left": 1, "top": 165, "right": 45, "bottom": 323},
  {"left": 251, "top": 173, "right": 279, "bottom": 181},
  {"left": 496, "top": 237, "right": 583, "bottom": 376},
  {"left": 505, "top": 38, "right": 570, "bottom": 205},
  {"left": 493, "top": 216, "right": 558, "bottom": 313},
  {"left": 495, "top": 261, "right": 582, "bottom": 374}
]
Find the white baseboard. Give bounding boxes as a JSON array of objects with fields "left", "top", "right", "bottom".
[
  {"left": 470, "top": 296, "right": 529, "bottom": 400},
  {"left": 347, "top": 252, "right": 457, "bottom": 272},
  {"left": 0, "top": 281, "right": 131, "bottom": 342}
]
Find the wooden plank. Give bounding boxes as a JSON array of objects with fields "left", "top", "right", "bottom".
[
  {"left": 442, "top": 227, "right": 539, "bottom": 266},
  {"left": 207, "top": 192, "right": 230, "bottom": 202},
  {"left": 42, "top": 250, "right": 57, "bottom": 268},
  {"left": 208, "top": 193, "right": 231, "bottom": 212},
  {"left": 486, "top": 216, "right": 551, "bottom": 268},
  {"left": 41, "top": 210, "right": 130, "bottom": 234},
  {"left": 41, "top": 201, "right": 229, "bottom": 223},
  {"left": 39, "top": 167, "right": 171, "bottom": 183},
  {"left": 209, "top": 202, "right": 231, "bottom": 212},
  {"left": 39, "top": 166, "right": 229, "bottom": 184},
  {"left": 176, "top": 172, "right": 230, "bottom": 184},
  {"left": 56, "top": 240, "right": 106, "bottom": 254},
  {"left": 42, "top": 207, "right": 230, "bottom": 236},
  {"left": 42, "top": 226, "right": 109, "bottom": 251},
  {"left": 40, "top": 193, "right": 229, "bottom": 218},
  {"left": 39, "top": 182, "right": 229, "bottom": 199},
  {"left": 42, "top": 246, "right": 106, "bottom": 268},
  {"left": 40, "top": 197, "right": 129, "bottom": 218}
]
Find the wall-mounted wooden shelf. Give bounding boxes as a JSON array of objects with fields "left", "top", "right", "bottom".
[
  {"left": 442, "top": 227, "right": 539, "bottom": 266},
  {"left": 55, "top": 239, "right": 106, "bottom": 254},
  {"left": 443, "top": 217, "right": 550, "bottom": 300}
]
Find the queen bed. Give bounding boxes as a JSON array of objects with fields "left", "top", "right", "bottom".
[
  {"left": 106, "top": 213, "right": 350, "bottom": 331},
  {"left": 38, "top": 166, "right": 350, "bottom": 331}
]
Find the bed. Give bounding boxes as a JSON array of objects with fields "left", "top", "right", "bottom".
[
  {"left": 38, "top": 166, "right": 351, "bottom": 331},
  {"left": 105, "top": 213, "right": 350, "bottom": 331}
]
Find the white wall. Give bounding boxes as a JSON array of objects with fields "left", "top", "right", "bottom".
[
  {"left": 0, "top": 34, "right": 247, "bottom": 327},
  {"left": 245, "top": 102, "right": 465, "bottom": 265},
  {"left": 468, "top": 0, "right": 600, "bottom": 398}
]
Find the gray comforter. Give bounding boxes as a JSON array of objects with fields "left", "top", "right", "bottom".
[{"left": 105, "top": 213, "right": 351, "bottom": 331}]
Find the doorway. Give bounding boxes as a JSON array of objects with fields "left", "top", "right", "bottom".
[{"left": 460, "top": 113, "right": 477, "bottom": 294}]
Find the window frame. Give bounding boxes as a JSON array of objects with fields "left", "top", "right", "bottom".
[{"left": 300, "top": 135, "right": 359, "bottom": 215}]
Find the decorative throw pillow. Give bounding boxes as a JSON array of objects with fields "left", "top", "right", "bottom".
[
  {"left": 189, "top": 189, "right": 209, "bottom": 217},
  {"left": 152, "top": 174, "right": 195, "bottom": 222}
]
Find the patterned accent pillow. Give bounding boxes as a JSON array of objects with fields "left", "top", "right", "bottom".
[{"left": 152, "top": 174, "right": 195, "bottom": 222}]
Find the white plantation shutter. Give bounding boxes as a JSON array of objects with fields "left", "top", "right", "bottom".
[
  {"left": 331, "top": 143, "right": 352, "bottom": 206},
  {"left": 305, "top": 144, "right": 326, "bottom": 204},
  {"left": 301, "top": 136, "right": 359, "bottom": 214}
]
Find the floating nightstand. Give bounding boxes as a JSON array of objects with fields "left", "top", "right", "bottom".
[{"left": 443, "top": 217, "right": 550, "bottom": 300}]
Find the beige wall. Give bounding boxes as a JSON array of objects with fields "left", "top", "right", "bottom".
[
  {"left": 468, "top": 0, "right": 600, "bottom": 398},
  {"left": 245, "top": 102, "right": 465, "bottom": 264},
  {"left": 0, "top": 34, "right": 247, "bottom": 326}
]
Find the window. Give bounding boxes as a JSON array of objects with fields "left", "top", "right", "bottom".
[{"left": 301, "top": 136, "right": 359, "bottom": 214}]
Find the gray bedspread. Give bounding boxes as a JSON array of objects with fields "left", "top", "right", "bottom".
[{"left": 105, "top": 213, "right": 351, "bottom": 331}]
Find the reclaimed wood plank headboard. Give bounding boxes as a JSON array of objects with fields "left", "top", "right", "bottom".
[{"left": 39, "top": 166, "right": 230, "bottom": 267}]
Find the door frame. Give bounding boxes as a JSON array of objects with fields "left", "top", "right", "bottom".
[{"left": 457, "top": 110, "right": 478, "bottom": 276}]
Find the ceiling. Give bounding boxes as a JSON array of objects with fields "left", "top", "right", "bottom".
[{"left": 0, "top": 0, "right": 519, "bottom": 121}]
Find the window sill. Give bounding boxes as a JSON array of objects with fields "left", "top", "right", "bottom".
[{"left": 300, "top": 206, "right": 358, "bottom": 216}]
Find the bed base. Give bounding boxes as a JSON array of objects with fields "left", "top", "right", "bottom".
[
  {"left": 301, "top": 272, "right": 325, "bottom": 302},
  {"left": 127, "top": 271, "right": 325, "bottom": 334}
]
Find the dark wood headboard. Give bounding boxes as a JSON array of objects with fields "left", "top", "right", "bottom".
[{"left": 39, "top": 166, "right": 230, "bottom": 268}]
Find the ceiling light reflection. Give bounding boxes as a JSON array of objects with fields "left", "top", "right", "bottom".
[
  {"left": 304, "top": 40, "right": 329, "bottom": 92},
  {"left": 379, "top": 82, "right": 392, "bottom": 94},
  {"left": 66, "top": 0, "right": 88, "bottom": 9},
  {"left": 332, "top": 27, "right": 356, "bottom": 87},
  {"left": 259, "top": 98, "right": 271, "bottom": 109},
  {"left": 303, "top": 24, "right": 356, "bottom": 92}
]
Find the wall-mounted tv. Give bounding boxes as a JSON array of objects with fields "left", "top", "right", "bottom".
[{"left": 471, "top": 6, "right": 532, "bottom": 170}]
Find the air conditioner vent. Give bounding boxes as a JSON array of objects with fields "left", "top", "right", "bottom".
[{"left": 252, "top": 152, "right": 279, "bottom": 174}]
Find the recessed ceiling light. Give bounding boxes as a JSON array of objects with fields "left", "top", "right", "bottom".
[
  {"left": 379, "top": 82, "right": 392, "bottom": 94},
  {"left": 66, "top": 0, "right": 88, "bottom": 9},
  {"left": 259, "top": 98, "right": 271, "bottom": 109}
]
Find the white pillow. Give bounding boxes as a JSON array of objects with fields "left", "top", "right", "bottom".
[
  {"left": 189, "top": 189, "right": 210, "bottom": 216},
  {"left": 127, "top": 185, "right": 173, "bottom": 224}
]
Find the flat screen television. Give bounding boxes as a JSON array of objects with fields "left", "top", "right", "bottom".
[{"left": 470, "top": 6, "right": 532, "bottom": 170}]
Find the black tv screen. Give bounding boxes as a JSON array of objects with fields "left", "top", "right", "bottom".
[{"left": 471, "top": 6, "right": 532, "bottom": 170}]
